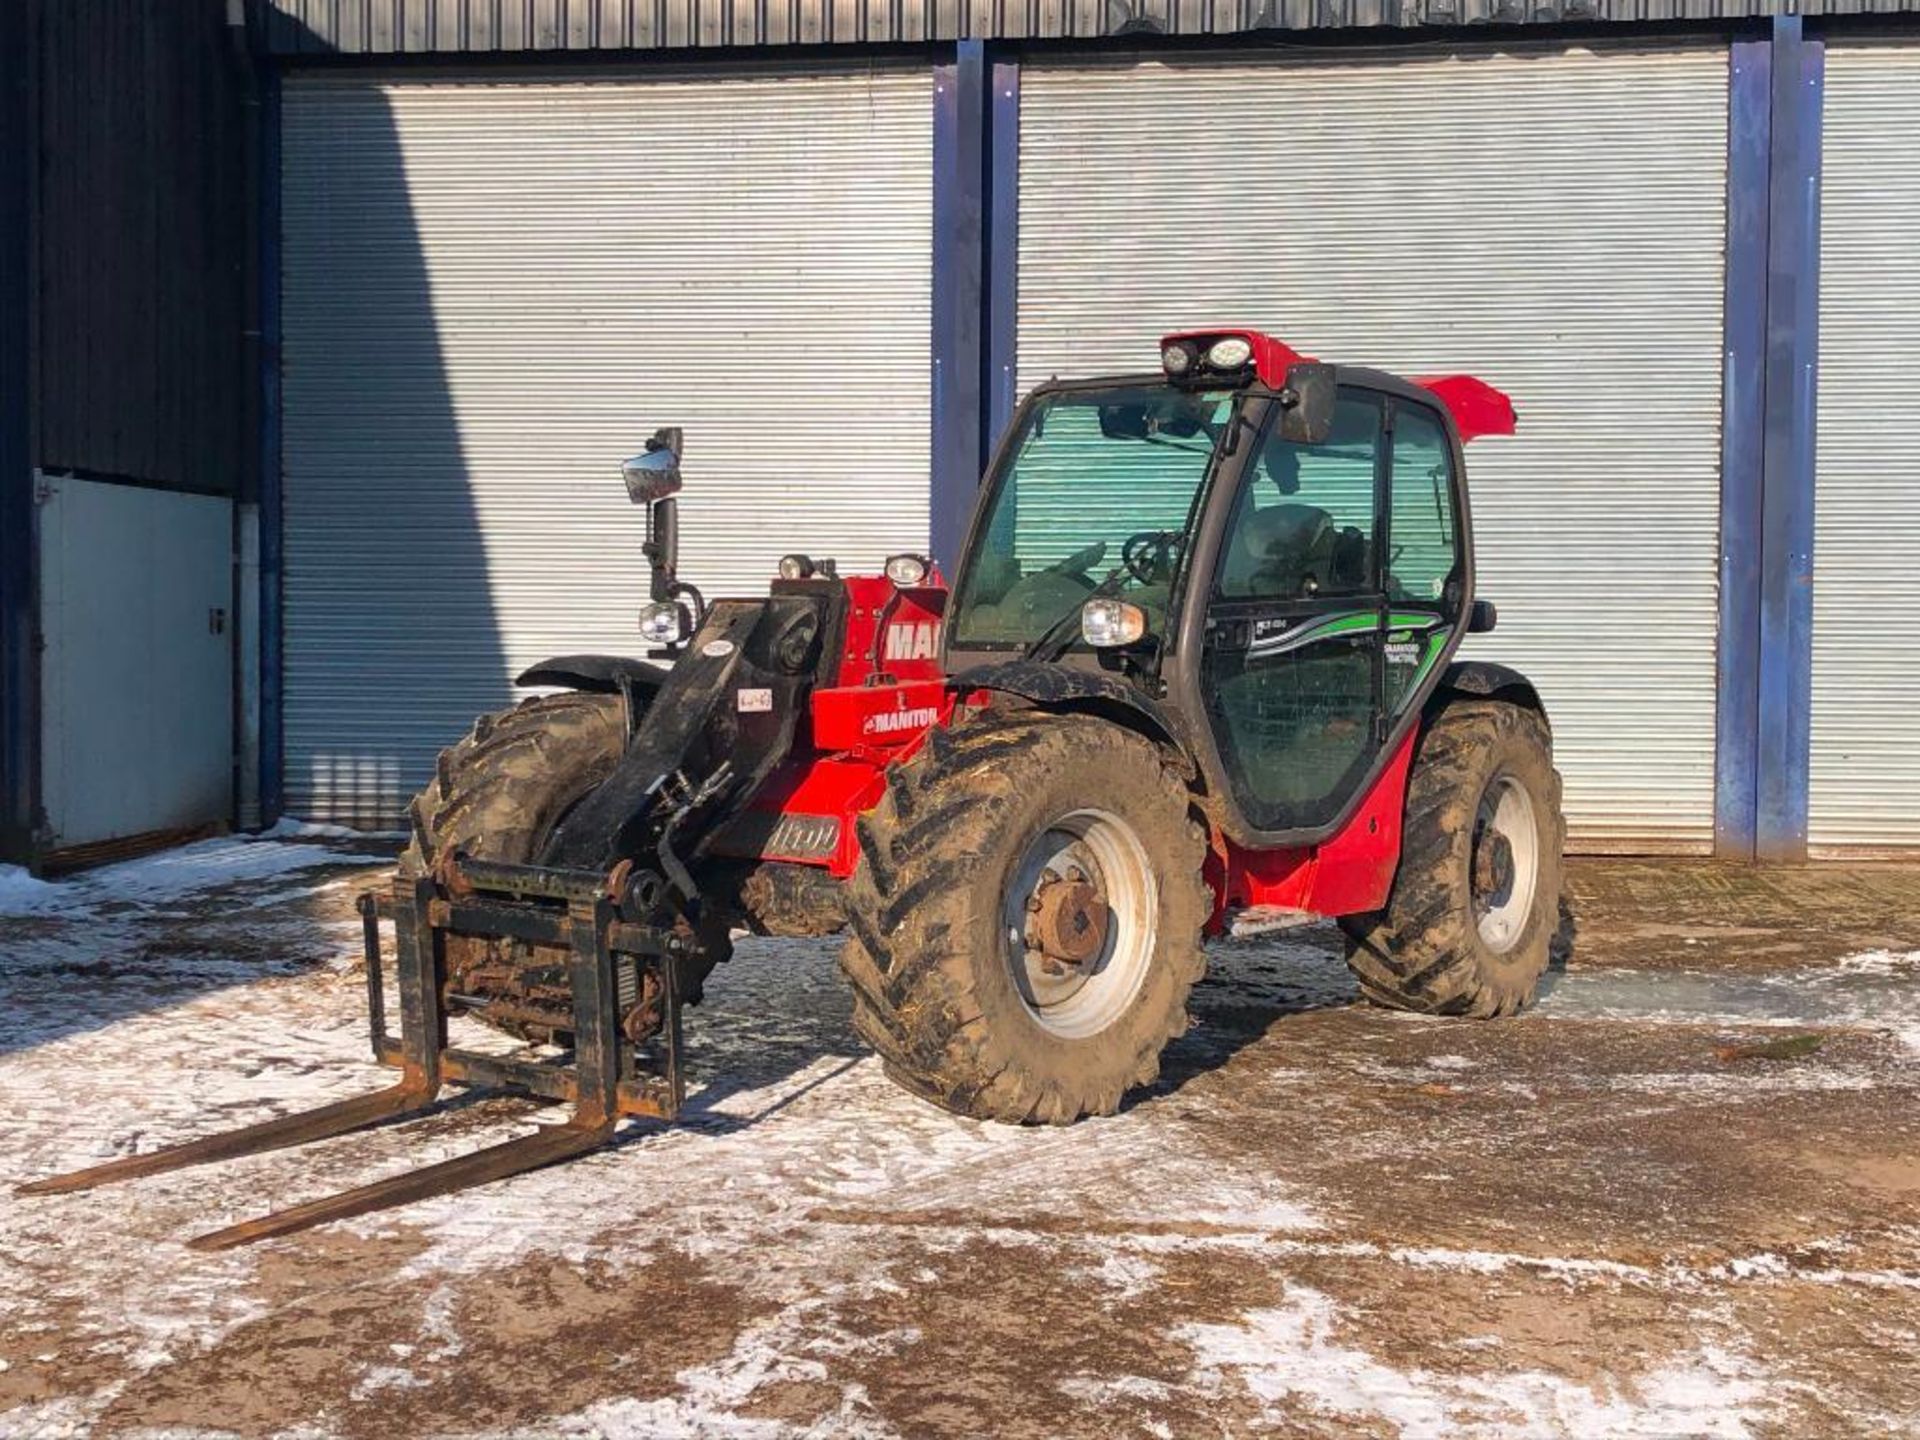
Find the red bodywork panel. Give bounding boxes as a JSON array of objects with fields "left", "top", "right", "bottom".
[
  {"left": 1410, "top": 374, "right": 1518, "bottom": 443},
  {"left": 830, "top": 574, "right": 947, "bottom": 688},
  {"left": 731, "top": 566, "right": 1415, "bottom": 919},
  {"left": 726, "top": 573, "right": 960, "bottom": 875},
  {"left": 1159, "top": 328, "right": 1516, "bottom": 445},
  {"left": 1203, "top": 725, "right": 1419, "bottom": 932}
]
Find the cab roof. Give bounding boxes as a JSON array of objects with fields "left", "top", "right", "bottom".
[{"left": 1159, "top": 327, "right": 1518, "bottom": 444}]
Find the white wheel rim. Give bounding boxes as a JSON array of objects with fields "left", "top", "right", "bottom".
[
  {"left": 1002, "top": 808, "right": 1158, "bottom": 1039},
  {"left": 1474, "top": 775, "right": 1540, "bottom": 955}
]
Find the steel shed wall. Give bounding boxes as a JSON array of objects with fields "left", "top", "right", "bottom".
[
  {"left": 1809, "top": 43, "right": 1920, "bottom": 851},
  {"left": 1017, "top": 44, "right": 1730, "bottom": 851},
  {"left": 37, "top": 0, "right": 248, "bottom": 492},
  {"left": 254, "top": 0, "right": 1920, "bottom": 54},
  {"left": 279, "top": 66, "right": 933, "bottom": 825}
]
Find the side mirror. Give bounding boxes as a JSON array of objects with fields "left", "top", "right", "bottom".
[
  {"left": 1276, "top": 363, "right": 1336, "bottom": 446},
  {"left": 622, "top": 427, "right": 683, "bottom": 504},
  {"left": 1468, "top": 598, "right": 1498, "bottom": 634}
]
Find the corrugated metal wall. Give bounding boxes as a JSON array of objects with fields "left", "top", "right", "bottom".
[
  {"left": 35, "top": 0, "right": 248, "bottom": 491},
  {"left": 254, "top": 0, "right": 1920, "bottom": 56},
  {"left": 280, "top": 66, "right": 933, "bottom": 824},
  {"left": 1809, "top": 43, "right": 1920, "bottom": 853},
  {"left": 1017, "top": 44, "right": 1730, "bottom": 851}
]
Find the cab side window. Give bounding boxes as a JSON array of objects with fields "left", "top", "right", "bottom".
[
  {"left": 1215, "top": 396, "right": 1382, "bottom": 601},
  {"left": 1387, "top": 405, "right": 1460, "bottom": 607}
]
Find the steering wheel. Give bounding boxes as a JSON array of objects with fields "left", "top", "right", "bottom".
[{"left": 1122, "top": 530, "right": 1183, "bottom": 585}]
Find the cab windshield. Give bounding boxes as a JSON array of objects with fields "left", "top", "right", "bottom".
[{"left": 949, "top": 385, "right": 1235, "bottom": 649}]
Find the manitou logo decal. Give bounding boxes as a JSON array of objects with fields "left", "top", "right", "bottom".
[
  {"left": 883, "top": 620, "right": 942, "bottom": 663},
  {"left": 863, "top": 705, "right": 941, "bottom": 737}
]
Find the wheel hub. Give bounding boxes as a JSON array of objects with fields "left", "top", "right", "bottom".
[
  {"left": 1473, "top": 829, "right": 1515, "bottom": 899},
  {"left": 1002, "top": 811, "right": 1158, "bottom": 1039},
  {"left": 1027, "top": 870, "right": 1110, "bottom": 973},
  {"left": 1471, "top": 774, "right": 1540, "bottom": 955}
]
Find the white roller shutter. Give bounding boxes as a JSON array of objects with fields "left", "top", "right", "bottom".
[
  {"left": 282, "top": 67, "right": 931, "bottom": 825},
  {"left": 1018, "top": 45, "right": 1728, "bottom": 851},
  {"left": 1810, "top": 46, "right": 1920, "bottom": 853}
]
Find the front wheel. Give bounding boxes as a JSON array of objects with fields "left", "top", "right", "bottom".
[
  {"left": 839, "top": 713, "right": 1212, "bottom": 1125},
  {"left": 1341, "top": 699, "right": 1565, "bottom": 1017}
]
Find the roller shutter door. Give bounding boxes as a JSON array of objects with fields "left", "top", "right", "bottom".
[
  {"left": 1810, "top": 46, "right": 1920, "bottom": 853},
  {"left": 1019, "top": 45, "right": 1728, "bottom": 851},
  {"left": 282, "top": 68, "right": 931, "bottom": 825}
]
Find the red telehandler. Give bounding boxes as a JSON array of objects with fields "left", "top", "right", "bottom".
[{"left": 21, "top": 327, "right": 1562, "bottom": 1247}]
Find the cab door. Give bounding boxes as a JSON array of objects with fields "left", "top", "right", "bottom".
[{"left": 1198, "top": 389, "right": 1389, "bottom": 833}]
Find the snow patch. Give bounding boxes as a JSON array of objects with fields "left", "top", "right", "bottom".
[
  {"left": 1180, "top": 1285, "right": 1769, "bottom": 1439},
  {"left": 565, "top": 1294, "right": 913, "bottom": 1440},
  {"left": 0, "top": 862, "right": 63, "bottom": 916},
  {"left": 258, "top": 816, "right": 408, "bottom": 842}
]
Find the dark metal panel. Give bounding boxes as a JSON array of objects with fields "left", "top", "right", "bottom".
[
  {"left": 1715, "top": 36, "right": 1768, "bottom": 860},
  {"left": 36, "top": 0, "right": 247, "bottom": 493},
  {"left": 1, "top": 0, "right": 39, "bottom": 864},
  {"left": 1755, "top": 16, "right": 1822, "bottom": 862}
]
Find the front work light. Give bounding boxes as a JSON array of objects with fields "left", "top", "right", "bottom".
[
  {"left": 1161, "top": 343, "right": 1196, "bottom": 377},
  {"left": 1081, "top": 598, "right": 1147, "bottom": 648},
  {"left": 638, "top": 600, "right": 693, "bottom": 646},
  {"left": 1206, "top": 336, "right": 1254, "bottom": 370},
  {"left": 883, "top": 553, "right": 931, "bottom": 587},
  {"left": 777, "top": 553, "right": 816, "bottom": 581}
]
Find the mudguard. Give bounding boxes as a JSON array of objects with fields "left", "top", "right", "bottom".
[
  {"left": 952, "top": 661, "right": 1188, "bottom": 762},
  {"left": 515, "top": 654, "right": 670, "bottom": 696},
  {"left": 1433, "top": 660, "right": 1547, "bottom": 729}
]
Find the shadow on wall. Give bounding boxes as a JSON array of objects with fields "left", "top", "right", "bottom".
[{"left": 278, "top": 66, "right": 514, "bottom": 830}]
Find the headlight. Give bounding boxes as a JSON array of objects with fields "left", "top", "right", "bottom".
[
  {"left": 883, "top": 553, "right": 930, "bottom": 587},
  {"left": 1080, "top": 598, "right": 1147, "bottom": 648},
  {"left": 638, "top": 601, "right": 692, "bottom": 645},
  {"left": 1206, "top": 336, "right": 1254, "bottom": 370},
  {"left": 777, "top": 553, "right": 816, "bottom": 581},
  {"left": 1161, "top": 343, "right": 1195, "bottom": 377}
]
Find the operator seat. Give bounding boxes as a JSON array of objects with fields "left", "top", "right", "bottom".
[{"left": 1221, "top": 503, "right": 1362, "bottom": 598}]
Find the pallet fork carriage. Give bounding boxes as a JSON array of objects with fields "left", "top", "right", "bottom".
[{"left": 17, "top": 858, "right": 688, "bottom": 1250}]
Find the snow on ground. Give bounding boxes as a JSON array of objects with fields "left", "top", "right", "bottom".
[{"left": 3, "top": 838, "right": 1919, "bottom": 1437}]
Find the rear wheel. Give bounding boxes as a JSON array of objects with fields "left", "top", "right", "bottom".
[
  {"left": 839, "top": 712, "right": 1211, "bottom": 1124},
  {"left": 1341, "top": 699, "right": 1564, "bottom": 1017}
]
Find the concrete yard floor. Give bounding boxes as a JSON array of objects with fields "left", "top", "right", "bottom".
[{"left": 2, "top": 837, "right": 1918, "bottom": 1438}]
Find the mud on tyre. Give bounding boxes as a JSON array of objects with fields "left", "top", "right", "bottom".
[
  {"left": 400, "top": 691, "right": 679, "bottom": 1041},
  {"left": 1341, "top": 698, "right": 1565, "bottom": 1017},
  {"left": 839, "top": 712, "right": 1212, "bottom": 1125}
]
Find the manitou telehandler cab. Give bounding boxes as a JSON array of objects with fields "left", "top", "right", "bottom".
[{"left": 23, "top": 327, "right": 1563, "bottom": 1248}]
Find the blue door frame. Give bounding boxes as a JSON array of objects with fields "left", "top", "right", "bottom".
[{"left": 1718, "top": 17, "right": 1824, "bottom": 862}]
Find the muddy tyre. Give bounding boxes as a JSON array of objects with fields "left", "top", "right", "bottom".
[
  {"left": 400, "top": 691, "right": 628, "bottom": 880},
  {"left": 840, "top": 713, "right": 1211, "bottom": 1125},
  {"left": 399, "top": 691, "right": 650, "bottom": 1040},
  {"left": 1340, "top": 699, "right": 1564, "bottom": 1017}
]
